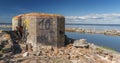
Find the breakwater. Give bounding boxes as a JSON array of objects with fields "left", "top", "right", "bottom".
[
  {"left": 65, "top": 28, "right": 120, "bottom": 36},
  {"left": 0, "top": 24, "right": 12, "bottom": 28}
]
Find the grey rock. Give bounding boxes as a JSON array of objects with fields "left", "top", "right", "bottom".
[{"left": 73, "top": 39, "right": 89, "bottom": 48}]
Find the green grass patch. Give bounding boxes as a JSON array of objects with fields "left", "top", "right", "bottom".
[{"left": 100, "top": 46, "right": 116, "bottom": 52}]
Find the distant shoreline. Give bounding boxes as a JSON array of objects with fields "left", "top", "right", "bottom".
[
  {"left": 65, "top": 28, "right": 120, "bottom": 36},
  {"left": 65, "top": 23, "right": 120, "bottom": 26},
  {"left": 0, "top": 24, "right": 12, "bottom": 28},
  {"left": 0, "top": 23, "right": 120, "bottom": 36}
]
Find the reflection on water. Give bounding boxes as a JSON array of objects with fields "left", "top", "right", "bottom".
[{"left": 66, "top": 32, "right": 120, "bottom": 52}]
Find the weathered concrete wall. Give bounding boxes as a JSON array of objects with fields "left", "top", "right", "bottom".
[
  {"left": 12, "top": 16, "right": 18, "bottom": 30},
  {"left": 12, "top": 15, "right": 22, "bottom": 30},
  {"left": 21, "top": 14, "right": 37, "bottom": 48},
  {"left": 57, "top": 17, "right": 65, "bottom": 47},
  {"left": 12, "top": 13, "right": 65, "bottom": 51}
]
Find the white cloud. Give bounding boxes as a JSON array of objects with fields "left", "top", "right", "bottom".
[
  {"left": 65, "top": 13, "right": 120, "bottom": 24},
  {"left": 66, "top": 13, "right": 120, "bottom": 19}
]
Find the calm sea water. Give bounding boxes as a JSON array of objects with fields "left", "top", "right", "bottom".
[
  {"left": 65, "top": 24, "right": 120, "bottom": 31},
  {"left": 66, "top": 32, "right": 120, "bottom": 52},
  {"left": 66, "top": 24, "right": 120, "bottom": 52}
]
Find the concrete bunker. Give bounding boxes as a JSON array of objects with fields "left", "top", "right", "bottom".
[{"left": 12, "top": 13, "right": 65, "bottom": 51}]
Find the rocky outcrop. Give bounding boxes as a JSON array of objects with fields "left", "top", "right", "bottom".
[
  {"left": 73, "top": 39, "right": 89, "bottom": 48},
  {"left": 0, "top": 32, "right": 13, "bottom": 53},
  {"left": 5, "top": 43, "right": 119, "bottom": 63}
]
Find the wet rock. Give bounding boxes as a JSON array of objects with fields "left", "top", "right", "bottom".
[{"left": 73, "top": 39, "right": 89, "bottom": 48}]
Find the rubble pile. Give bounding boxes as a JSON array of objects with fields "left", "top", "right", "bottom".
[{"left": 0, "top": 35, "right": 120, "bottom": 63}]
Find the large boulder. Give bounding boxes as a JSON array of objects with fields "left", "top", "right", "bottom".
[
  {"left": 0, "top": 32, "right": 11, "bottom": 42},
  {"left": 0, "top": 32, "right": 13, "bottom": 53},
  {"left": 73, "top": 39, "right": 89, "bottom": 48}
]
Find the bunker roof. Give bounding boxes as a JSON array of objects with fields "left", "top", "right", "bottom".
[{"left": 13, "top": 13, "right": 64, "bottom": 19}]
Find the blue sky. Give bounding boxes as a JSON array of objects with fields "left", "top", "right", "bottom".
[{"left": 0, "top": 0, "right": 120, "bottom": 24}]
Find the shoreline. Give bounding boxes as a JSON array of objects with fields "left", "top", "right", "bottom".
[
  {"left": 0, "top": 31, "right": 120, "bottom": 63},
  {"left": 65, "top": 28, "right": 120, "bottom": 36},
  {"left": 1, "top": 25, "right": 120, "bottom": 36},
  {"left": 67, "top": 37, "right": 119, "bottom": 53},
  {"left": 0, "top": 25, "right": 12, "bottom": 28}
]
